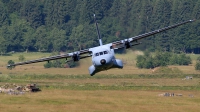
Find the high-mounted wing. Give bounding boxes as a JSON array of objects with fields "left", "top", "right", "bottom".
[
  {"left": 7, "top": 19, "right": 194, "bottom": 68},
  {"left": 111, "top": 19, "right": 194, "bottom": 49},
  {"left": 7, "top": 48, "right": 91, "bottom": 68}
]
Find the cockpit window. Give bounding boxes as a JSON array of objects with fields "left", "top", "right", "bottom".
[
  {"left": 95, "top": 53, "right": 99, "bottom": 56},
  {"left": 100, "top": 52, "right": 103, "bottom": 55},
  {"left": 104, "top": 51, "right": 108, "bottom": 54},
  {"left": 94, "top": 51, "right": 109, "bottom": 57}
]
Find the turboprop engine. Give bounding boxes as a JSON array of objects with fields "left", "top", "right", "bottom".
[{"left": 72, "top": 53, "right": 80, "bottom": 61}]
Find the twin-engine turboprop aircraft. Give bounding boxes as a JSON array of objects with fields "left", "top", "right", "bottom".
[{"left": 7, "top": 14, "right": 194, "bottom": 76}]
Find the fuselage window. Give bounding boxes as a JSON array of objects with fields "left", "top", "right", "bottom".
[
  {"left": 95, "top": 53, "right": 99, "bottom": 56},
  {"left": 100, "top": 52, "right": 103, "bottom": 55},
  {"left": 104, "top": 51, "right": 108, "bottom": 54}
]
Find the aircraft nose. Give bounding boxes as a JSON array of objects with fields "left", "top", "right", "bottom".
[{"left": 100, "top": 59, "right": 106, "bottom": 65}]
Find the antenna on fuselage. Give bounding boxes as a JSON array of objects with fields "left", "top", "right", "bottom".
[{"left": 93, "top": 14, "right": 103, "bottom": 46}]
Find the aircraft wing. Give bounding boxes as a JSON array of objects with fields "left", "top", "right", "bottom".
[
  {"left": 7, "top": 19, "right": 194, "bottom": 68},
  {"left": 7, "top": 49, "right": 91, "bottom": 68},
  {"left": 111, "top": 19, "right": 194, "bottom": 49}
]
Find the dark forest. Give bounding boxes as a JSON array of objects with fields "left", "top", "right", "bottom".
[{"left": 0, "top": 0, "right": 200, "bottom": 54}]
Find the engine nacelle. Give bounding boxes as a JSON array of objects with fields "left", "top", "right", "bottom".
[
  {"left": 72, "top": 53, "right": 80, "bottom": 61},
  {"left": 125, "top": 41, "right": 131, "bottom": 49}
]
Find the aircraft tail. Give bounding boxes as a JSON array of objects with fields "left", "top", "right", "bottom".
[{"left": 93, "top": 14, "right": 103, "bottom": 46}]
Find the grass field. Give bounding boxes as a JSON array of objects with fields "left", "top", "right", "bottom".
[
  {"left": 0, "top": 90, "right": 200, "bottom": 112},
  {"left": 0, "top": 51, "right": 200, "bottom": 112}
]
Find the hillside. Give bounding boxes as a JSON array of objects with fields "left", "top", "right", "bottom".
[{"left": 0, "top": 0, "right": 200, "bottom": 53}]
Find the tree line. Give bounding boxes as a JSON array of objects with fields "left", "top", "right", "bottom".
[{"left": 0, "top": 0, "right": 200, "bottom": 54}]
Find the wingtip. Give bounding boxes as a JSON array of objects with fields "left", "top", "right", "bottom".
[
  {"left": 7, "top": 65, "right": 12, "bottom": 69},
  {"left": 190, "top": 19, "right": 196, "bottom": 22},
  {"left": 7, "top": 64, "right": 15, "bottom": 67}
]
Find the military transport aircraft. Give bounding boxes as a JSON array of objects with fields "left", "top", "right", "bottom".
[{"left": 7, "top": 14, "right": 194, "bottom": 76}]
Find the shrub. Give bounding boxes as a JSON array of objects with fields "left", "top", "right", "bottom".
[
  {"left": 195, "top": 62, "right": 200, "bottom": 70},
  {"left": 195, "top": 56, "right": 200, "bottom": 70},
  {"left": 18, "top": 55, "right": 25, "bottom": 61},
  {"left": 7, "top": 60, "right": 15, "bottom": 69},
  {"left": 136, "top": 55, "right": 145, "bottom": 68},
  {"left": 177, "top": 53, "right": 191, "bottom": 65},
  {"left": 44, "top": 61, "right": 53, "bottom": 68},
  {"left": 197, "top": 56, "right": 200, "bottom": 61},
  {"left": 136, "top": 51, "right": 192, "bottom": 69}
]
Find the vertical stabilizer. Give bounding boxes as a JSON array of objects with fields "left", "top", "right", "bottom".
[{"left": 93, "top": 14, "right": 103, "bottom": 46}]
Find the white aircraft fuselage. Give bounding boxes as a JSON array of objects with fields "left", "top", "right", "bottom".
[{"left": 89, "top": 44, "right": 123, "bottom": 76}]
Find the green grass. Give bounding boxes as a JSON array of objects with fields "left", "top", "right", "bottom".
[
  {"left": 0, "top": 73, "right": 200, "bottom": 91},
  {"left": 0, "top": 51, "right": 200, "bottom": 112},
  {"left": 0, "top": 73, "right": 198, "bottom": 82},
  {"left": 186, "top": 53, "right": 200, "bottom": 60},
  {"left": 0, "top": 89, "right": 200, "bottom": 112}
]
